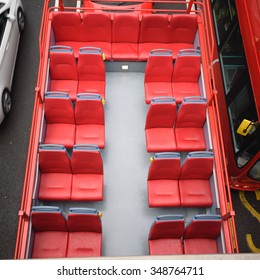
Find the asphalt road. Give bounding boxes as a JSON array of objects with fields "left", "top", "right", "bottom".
[
  {"left": 0, "top": 0, "right": 259, "bottom": 259},
  {"left": 0, "top": 0, "right": 43, "bottom": 259}
]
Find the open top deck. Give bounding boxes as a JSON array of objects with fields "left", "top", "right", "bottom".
[{"left": 15, "top": 0, "right": 238, "bottom": 259}]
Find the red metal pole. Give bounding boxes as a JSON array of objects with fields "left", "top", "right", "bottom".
[
  {"left": 187, "top": 0, "right": 194, "bottom": 14},
  {"left": 59, "top": 0, "right": 64, "bottom": 11}
]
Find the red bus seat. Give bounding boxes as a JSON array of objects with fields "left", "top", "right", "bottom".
[
  {"left": 172, "top": 49, "right": 201, "bottom": 103},
  {"left": 183, "top": 214, "right": 221, "bottom": 254},
  {"left": 77, "top": 47, "right": 106, "bottom": 100},
  {"left": 51, "top": 12, "right": 86, "bottom": 58},
  {"left": 175, "top": 97, "right": 207, "bottom": 151},
  {"left": 145, "top": 97, "right": 176, "bottom": 152},
  {"left": 43, "top": 92, "right": 75, "bottom": 149},
  {"left": 139, "top": 14, "right": 171, "bottom": 61},
  {"left": 67, "top": 208, "right": 102, "bottom": 257},
  {"left": 82, "top": 13, "right": 112, "bottom": 60},
  {"left": 49, "top": 46, "right": 78, "bottom": 101},
  {"left": 148, "top": 215, "right": 185, "bottom": 255},
  {"left": 168, "top": 15, "right": 198, "bottom": 58},
  {"left": 112, "top": 13, "right": 140, "bottom": 61},
  {"left": 75, "top": 94, "right": 105, "bottom": 149},
  {"left": 179, "top": 152, "right": 213, "bottom": 207},
  {"left": 144, "top": 49, "right": 173, "bottom": 104},
  {"left": 38, "top": 144, "right": 72, "bottom": 201},
  {"left": 71, "top": 145, "right": 104, "bottom": 201},
  {"left": 147, "top": 153, "right": 181, "bottom": 207},
  {"left": 31, "top": 206, "right": 68, "bottom": 258}
]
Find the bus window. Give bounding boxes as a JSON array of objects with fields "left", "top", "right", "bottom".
[
  {"left": 248, "top": 160, "right": 260, "bottom": 181},
  {"left": 219, "top": 26, "right": 246, "bottom": 93},
  {"left": 236, "top": 130, "right": 260, "bottom": 168},
  {"left": 228, "top": 85, "right": 257, "bottom": 153},
  {"left": 212, "top": 0, "right": 236, "bottom": 44}
]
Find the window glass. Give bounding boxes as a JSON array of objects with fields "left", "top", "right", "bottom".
[
  {"left": 212, "top": 0, "right": 259, "bottom": 169},
  {"left": 213, "top": 0, "right": 232, "bottom": 43},
  {"left": 220, "top": 26, "right": 246, "bottom": 93},
  {"left": 248, "top": 160, "right": 260, "bottom": 181},
  {"left": 236, "top": 133, "right": 260, "bottom": 168},
  {"left": 0, "top": 11, "right": 7, "bottom": 48}
]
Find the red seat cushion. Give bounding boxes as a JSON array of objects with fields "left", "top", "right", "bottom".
[
  {"left": 146, "top": 128, "right": 176, "bottom": 152},
  {"left": 145, "top": 83, "right": 173, "bottom": 104},
  {"left": 112, "top": 43, "right": 139, "bottom": 61},
  {"left": 149, "top": 238, "right": 184, "bottom": 255},
  {"left": 67, "top": 232, "right": 102, "bottom": 257},
  {"left": 169, "top": 15, "right": 198, "bottom": 44},
  {"left": 44, "top": 123, "right": 75, "bottom": 149},
  {"left": 39, "top": 173, "right": 72, "bottom": 201},
  {"left": 50, "top": 80, "right": 78, "bottom": 101},
  {"left": 184, "top": 238, "right": 218, "bottom": 254},
  {"left": 112, "top": 13, "right": 139, "bottom": 61},
  {"left": 82, "top": 13, "right": 112, "bottom": 60},
  {"left": 32, "top": 231, "right": 68, "bottom": 258},
  {"left": 75, "top": 124, "right": 105, "bottom": 149},
  {"left": 172, "top": 82, "right": 200, "bottom": 104},
  {"left": 179, "top": 179, "right": 213, "bottom": 207},
  {"left": 175, "top": 127, "right": 206, "bottom": 151},
  {"left": 78, "top": 81, "right": 105, "bottom": 99},
  {"left": 71, "top": 174, "right": 103, "bottom": 201},
  {"left": 148, "top": 179, "right": 180, "bottom": 207}
]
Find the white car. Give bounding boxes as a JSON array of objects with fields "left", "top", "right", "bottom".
[{"left": 0, "top": 0, "right": 24, "bottom": 124}]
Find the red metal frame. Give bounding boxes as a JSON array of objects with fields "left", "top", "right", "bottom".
[
  {"left": 204, "top": 0, "right": 260, "bottom": 191},
  {"left": 14, "top": 0, "right": 239, "bottom": 259}
]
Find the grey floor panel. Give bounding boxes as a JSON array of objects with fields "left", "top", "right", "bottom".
[
  {"left": 100, "top": 72, "right": 205, "bottom": 257},
  {"left": 45, "top": 71, "right": 205, "bottom": 257}
]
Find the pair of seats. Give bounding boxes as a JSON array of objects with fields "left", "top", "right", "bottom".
[
  {"left": 49, "top": 46, "right": 106, "bottom": 101},
  {"left": 144, "top": 49, "right": 201, "bottom": 104},
  {"left": 44, "top": 92, "right": 105, "bottom": 149},
  {"left": 145, "top": 96, "right": 207, "bottom": 152},
  {"left": 147, "top": 152, "right": 213, "bottom": 207},
  {"left": 148, "top": 214, "right": 222, "bottom": 255},
  {"left": 51, "top": 12, "right": 197, "bottom": 60},
  {"left": 31, "top": 206, "right": 102, "bottom": 258},
  {"left": 38, "top": 144, "right": 104, "bottom": 201}
]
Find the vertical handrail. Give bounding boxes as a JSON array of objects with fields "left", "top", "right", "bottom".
[{"left": 186, "top": 0, "right": 194, "bottom": 14}]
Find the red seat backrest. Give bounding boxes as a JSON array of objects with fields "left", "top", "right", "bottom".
[
  {"left": 77, "top": 48, "right": 105, "bottom": 82},
  {"left": 145, "top": 98, "right": 177, "bottom": 129},
  {"left": 52, "top": 12, "right": 84, "bottom": 42},
  {"left": 148, "top": 153, "right": 181, "bottom": 180},
  {"left": 149, "top": 216, "right": 185, "bottom": 240},
  {"left": 172, "top": 52, "right": 201, "bottom": 83},
  {"left": 44, "top": 93, "right": 75, "bottom": 124},
  {"left": 139, "top": 14, "right": 170, "bottom": 43},
  {"left": 112, "top": 13, "right": 140, "bottom": 43},
  {"left": 75, "top": 94, "right": 104, "bottom": 125},
  {"left": 67, "top": 211, "right": 102, "bottom": 233},
  {"left": 71, "top": 145, "right": 103, "bottom": 175},
  {"left": 31, "top": 209, "right": 67, "bottom": 232},
  {"left": 145, "top": 50, "right": 173, "bottom": 83},
  {"left": 179, "top": 153, "right": 213, "bottom": 180},
  {"left": 82, "top": 13, "right": 112, "bottom": 42},
  {"left": 184, "top": 216, "right": 221, "bottom": 239},
  {"left": 175, "top": 97, "right": 207, "bottom": 128},
  {"left": 39, "top": 145, "right": 72, "bottom": 174},
  {"left": 49, "top": 47, "right": 78, "bottom": 80},
  {"left": 169, "top": 14, "right": 197, "bottom": 43}
]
